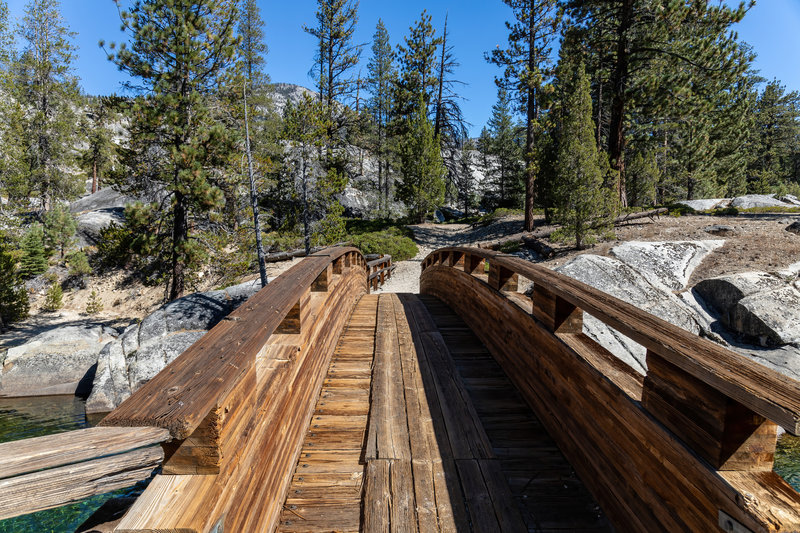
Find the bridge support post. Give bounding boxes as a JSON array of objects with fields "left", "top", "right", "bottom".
[
  {"left": 489, "top": 262, "right": 518, "bottom": 292},
  {"left": 464, "top": 254, "right": 484, "bottom": 275},
  {"left": 642, "top": 350, "right": 778, "bottom": 471},
  {"left": 531, "top": 285, "right": 583, "bottom": 334}
]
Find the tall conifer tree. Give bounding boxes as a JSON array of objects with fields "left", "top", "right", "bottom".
[
  {"left": 14, "top": 0, "right": 81, "bottom": 211},
  {"left": 366, "top": 20, "right": 396, "bottom": 216},
  {"left": 552, "top": 61, "right": 609, "bottom": 249},
  {"left": 106, "top": 0, "right": 239, "bottom": 300}
]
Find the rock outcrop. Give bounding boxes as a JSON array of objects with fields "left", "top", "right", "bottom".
[
  {"left": 555, "top": 250, "right": 712, "bottom": 374},
  {"left": 70, "top": 189, "right": 134, "bottom": 247},
  {"left": 555, "top": 241, "right": 800, "bottom": 382},
  {"left": 676, "top": 194, "right": 800, "bottom": 211},
  {"left": 85, "top": 280, "right": 261, "bottom": 413},
  {"left": 694, "top": 273, "right": 800, "bottom": 347},
  {"left": 0, "top": 325, "right": 118, "bottom": 397}
]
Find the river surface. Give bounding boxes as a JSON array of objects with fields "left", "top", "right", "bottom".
[
  {"left": 0, "top": 395, "right": 799, "bottom": 532},
  {"left": 0, "top": 396, "right": 147, "bottom": 533}
]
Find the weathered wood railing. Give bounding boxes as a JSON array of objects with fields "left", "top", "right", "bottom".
[
  {"left": 0, "top": 427, "right": 169, "bottom": 520},
  {"left": 366, "top": 253, "right": 394, "bottom": 291},
  {"left": 98, "top": 247, "right": 368, "bottom": 532},
  {"left": 420, "top": 246, "right": 800, "bottom": 533}
]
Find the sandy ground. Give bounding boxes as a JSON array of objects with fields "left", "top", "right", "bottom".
[{"left": 374, "top": 211, "right": 800, "bottom": 294}]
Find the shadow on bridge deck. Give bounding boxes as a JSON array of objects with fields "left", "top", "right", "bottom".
[{"left": 277, "top": 293, "right": 610, "bottom": 532}]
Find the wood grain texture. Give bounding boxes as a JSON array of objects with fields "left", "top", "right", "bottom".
[
  {"left": 113, "top": 250, "right": 367, "bottom": 532},
  {"left": 102, "top": 247, "right": 365, "bottom": 440},
  {"left": 420, "top": 262, "right": 800, "bottom": 533},
  {"left": 0, "top": 446, "right": 163, "bottom": 521},
  {"left": 0, "top": 426, "right": 169, "bottom": 480},
  {"left": 422, "top": 247, "right": 800, "bottom": 435}
]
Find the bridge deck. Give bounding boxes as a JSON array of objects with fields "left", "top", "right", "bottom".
[{"left": 277, "top": 293, "right": 610, "bottom": 532}]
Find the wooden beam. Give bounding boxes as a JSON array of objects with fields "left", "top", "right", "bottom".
[
  {"left": 0, "top": 446, "right": 164, "bottom": 521},
  {"left": 643, "top": 350, "right": 778, "bottom": 472},
  {"left": 531, "top": 284, "right": 583, "bottom": 333},
  {"left": 488, "top": 262, "right": 518, "bottom": 292}
]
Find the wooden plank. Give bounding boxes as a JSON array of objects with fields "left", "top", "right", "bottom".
[
  {"left": 364, "top": 459, "right": 390, "bottom": 533},
  {"left": 0, "top": 446, "right": 164, "bottom": 521},
  {"left": 366, "top": 295, "right": 411, "bottom": 461},
  {"left": 422, "top": 247, "right": 800, "bottom": 435},
  {"left": 0, "top": 426, "right": 169, "bottom": 480},
  {"left": 643, "top": 350, "right": 778, "bottom": 471},
  {"left": 115, "top": 258, "right": 367, "bottom": 532},
  {"left": 115, "top": 474, "right": 219, "bottom": 533},
  {"left": 455, "top": 459, "right": 502, "bottom": 531}
]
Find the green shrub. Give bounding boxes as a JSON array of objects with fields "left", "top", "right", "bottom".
[
  {"left": 96, "top": 222, "right": 135, "bottom": 268},
  {"left": 666, "top": 204, "right": 696, "bottom": 217},
  {"left": 43, "top": 274, "right": 63, "bottom": 312},
  {"left": 85, "top": 289, "right": 103, "bottom": 315},
  {"left": 19, "top": 224, "right": 49, "bottom": 278},
  {"left": 497, "top": 241, "right": 521, "bottom": 254},
  {"left": 66, "top": 250, "right": 91, "bottom": 277},
  {"left": 0, "top": 242, "right": 29, "bottom": 324},
  {"left": 712, "top": 206, "right": 739, "bottom": 217},
  {"left": 349, "top": 227, "right": 418, "bottom": 261}
]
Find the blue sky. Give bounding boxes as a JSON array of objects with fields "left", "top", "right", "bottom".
[{"left": 5, "top": 0, "right": 800, "bottom": 136}]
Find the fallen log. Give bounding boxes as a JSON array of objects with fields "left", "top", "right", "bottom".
[{"left": 477, "top": 208, "right": 667, "bottom": 251}]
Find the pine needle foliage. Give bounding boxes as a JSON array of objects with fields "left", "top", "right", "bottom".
[
  {"left": 105, "top": 0, "right": 240, "bottom": 301},
  {"left": 397, "top": 97, "right": 446, "bottom": 223},
  {"left": 551, "top": 61, "right": 611, "bottom": 249},
  {"left": 19, "top": 224, "right": 48, "bottom": 279}
]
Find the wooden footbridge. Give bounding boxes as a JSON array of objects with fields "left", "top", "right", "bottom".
[{"left": 2, "top": 247, "right": 800, "bottom": 532}]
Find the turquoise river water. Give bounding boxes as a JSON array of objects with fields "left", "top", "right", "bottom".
[{"left": 0, "top": 395, "right": 799, "bottom": 532}]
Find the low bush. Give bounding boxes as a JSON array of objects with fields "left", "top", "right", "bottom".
[
  {"left": 666, "top": 204, "right": 696, "bottom": 217},
  {"left": 43, "top": 274, "right": 63, "bottom": 312},
  {"left": 96, "top": 222, "right": 136, "bottom": 269},
  {"left": 712, "top": 206, "right": 739, "bottom": 217},
  {"left": 348, "top": 227, "right": 418, "bottom": 261},
  {"left": 66, "top": 250, "right": 91, "bottom": 277}
]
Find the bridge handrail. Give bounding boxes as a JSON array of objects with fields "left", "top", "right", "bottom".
[
  {"left": 101, "top": 246, "right": 367, "bottom": 440},
  {"left": 367, "top": 254, "right": 394, "bottom": 290},
  {"left": 421, "top": 246, "right": 800, "bottom": 435}
]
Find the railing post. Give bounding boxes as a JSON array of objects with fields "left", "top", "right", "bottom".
[
  {"left": 312, "top": 264, "right": 332, "bottom": 292},
  {"left": 276, "top": 288, "right": 310, "bottom": 335},
  {"left": 488, "top": 261, "right": 519, "bottom": 292},
  {"left": 464, "top": 254, "right": 484, "bottom": 275},
  {"left": 642, "top": 350, "right": 778, "bottom": 471},
  {"left": 531, "top": 285, "right": 583, "bottom": 334}
]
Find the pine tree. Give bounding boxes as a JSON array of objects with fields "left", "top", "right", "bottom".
[
  {"left": 567, "top": 0, "right": 752, "bottom": 207},
  {"left": 43, "top": 273, "right": 62, "bottom": 311},
  {"left": 303, "top": 0, "right": 362, "bottom": 118},
  {"left": 748, "top": 80, "right": 800, "bottom": 193},
  {"left": 81, "top": 96, "right": 120, "bottom": 194},
  {"left": 397, "top": 97, "right": 446, "bottom": 223},
  {"left": 106, "top": 0, "right": 239, "bottom": 301},
  {"left": 283, "top": 94, "right": 331, "bottom": 254},
  {"left": 19, "top": 224, "right": 48, "bottom": 278},
  {"left": 394, "top": 11, "right": 441, "bottom": 125},
  {"left": 432, "top": 14, "right": 466, "bottom": 144},
  {"left": 485, "top": 88, "right": 524, "bottom": 208},
  {"left": 14, "top": 0, "right": 82, "bottom": 210},
  {"left": 0, "top": 238, "right": 29, "bottom": 326},
  {"left": 43, "top": 202, "right": 76, "bottom": 258},
  {"left": 552, "top": 61, "right": 610, "bottom": 249},
  {"left": 487, "top": 0, "right": 561, "bottom": 231},
  {"left": 85, "top": 289, "right": 103, "bottom": 315},
  {"left": 366, "top": 20, "right": 396, "bottom": 216}
]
